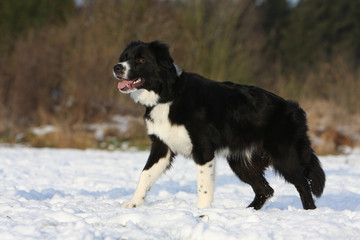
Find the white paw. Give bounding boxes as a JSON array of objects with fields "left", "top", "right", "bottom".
[{"left": 121, "top": 199, "right": 144, "bottom": 208}]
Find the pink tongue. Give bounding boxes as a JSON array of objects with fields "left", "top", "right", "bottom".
[{"left": 118, "top": 80, "right": 133, "bottom": 90}]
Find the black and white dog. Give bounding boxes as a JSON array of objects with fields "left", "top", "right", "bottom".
[{"left": 113, "top": 41, "right": 325, "bottom": 210}]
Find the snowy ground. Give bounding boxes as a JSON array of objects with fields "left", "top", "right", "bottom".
[{"left": 0, "top": 147, "right": 360, "bottom": 240}]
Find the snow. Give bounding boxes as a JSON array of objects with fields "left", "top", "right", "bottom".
[
  {"left": 0, "top": 146, "right": 360, "bottom": 240},
  {"left": 83, "top": 115, "right": 140, "bottom": 141},
  {"left": 31, "top": 125, "right": 57, "bottom": 136}
]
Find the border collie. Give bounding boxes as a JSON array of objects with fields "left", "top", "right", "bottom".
[{"left": 113, "top": 41, "right": 325, "bottom": 210}]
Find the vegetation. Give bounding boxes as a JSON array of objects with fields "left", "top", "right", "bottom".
[{"left": 0, "top": 0, "right": 359, "bottom": 153}]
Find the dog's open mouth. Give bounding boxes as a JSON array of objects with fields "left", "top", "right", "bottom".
[{"left": 118, "top": 78, "right": 145, "bottom": 91}]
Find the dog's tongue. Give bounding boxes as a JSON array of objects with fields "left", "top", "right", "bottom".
[{"left": 118, "top": 80, "right": 133, "bottom": 90}]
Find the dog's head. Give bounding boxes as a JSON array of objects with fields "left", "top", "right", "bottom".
[{"left": 113, "top": 41, "right": 178, "bottom": 103}]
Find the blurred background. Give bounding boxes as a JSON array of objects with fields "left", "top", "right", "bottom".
[{"left": 0, "top": 0, "right": 359, "bottom": 154}]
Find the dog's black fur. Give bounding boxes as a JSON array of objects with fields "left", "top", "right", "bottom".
[{"left": 113, "top": 41, "right": 325, "bottom": 210}]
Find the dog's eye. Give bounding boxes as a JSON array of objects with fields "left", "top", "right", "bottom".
[{"left": 135, "top": 58, "right": 145, "bottom": 64}]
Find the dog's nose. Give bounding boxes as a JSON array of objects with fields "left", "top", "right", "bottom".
[{"left": 113, "top": 64, "right": 125, "bottom": 75}]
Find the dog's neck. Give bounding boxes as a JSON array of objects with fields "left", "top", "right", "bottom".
[
  {"left": 130, "top": 89, "right": 160, "bottom": 107},
  {"left": 130, "top": 64, "right": 182, "bottom": 107}
]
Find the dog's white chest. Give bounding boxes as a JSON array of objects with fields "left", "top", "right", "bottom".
[{"left": 146, "top": 103, "right": 193, "bottom": 156}]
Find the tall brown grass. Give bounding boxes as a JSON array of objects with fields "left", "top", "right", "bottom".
[
  {"left": 0, "top": 0, "right": 359, "bottom": 153},
  {"left": 0, "top": 0, "right": 262, "bottom": 130}
]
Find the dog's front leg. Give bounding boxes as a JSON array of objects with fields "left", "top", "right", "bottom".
[
  {"left": 196, "top": 159, "right": 215, "bottom": 209},
  {"left": 122, "top": 137, "right": 173, "bottom": 208}
]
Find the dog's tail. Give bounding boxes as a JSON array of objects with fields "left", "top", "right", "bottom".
[
  {"left": 306, "top": 152, "right": 326, "bottom": 197},
  {"left": 289, "top": 101, "right": 326, "bottom": 197}
]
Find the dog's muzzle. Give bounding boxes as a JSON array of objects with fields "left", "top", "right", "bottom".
[{"left": 113, "top": 64, "right": 125, "bottom": 79}]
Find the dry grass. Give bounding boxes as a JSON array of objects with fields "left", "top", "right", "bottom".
[
  {"left": 0, "top": 0, "right": 359, "bottom": 153},
  {"left": 303, "top": 100, "right": 360, "bottom": 155},
  {"left": 26, "top": 128, "right": 97, "bottom": 149}
]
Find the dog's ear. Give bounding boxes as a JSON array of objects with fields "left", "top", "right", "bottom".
[{"left": 148, "top": 41, "right": 174, "bottom": 69}]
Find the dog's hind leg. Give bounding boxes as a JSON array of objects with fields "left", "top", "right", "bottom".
[
  {"left": 274, "top": 164, "right": 316, "bottom": 209},
  {"left": 122, "top": 136, "right": 174, "bottom": 208},
  {"left": 227, "top": 152, "right": 274, "bottom": 210},
  {"left": 272, "top": 147, "right": 316, "bottom": 210}
]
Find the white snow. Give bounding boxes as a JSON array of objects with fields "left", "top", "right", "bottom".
[
  {"left": 31, "top": 125, "right": 57, "bottom": 136},
  {"left": 83, "top": 115, "right": 140, "bottom": 141},
  {"left": 1, "top": 146, "right": 360, "bottom": 239}
]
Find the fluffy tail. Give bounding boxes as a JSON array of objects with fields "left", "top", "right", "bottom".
[{"left": 306, "top": 153, "right": 326, "bottom": 197}]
